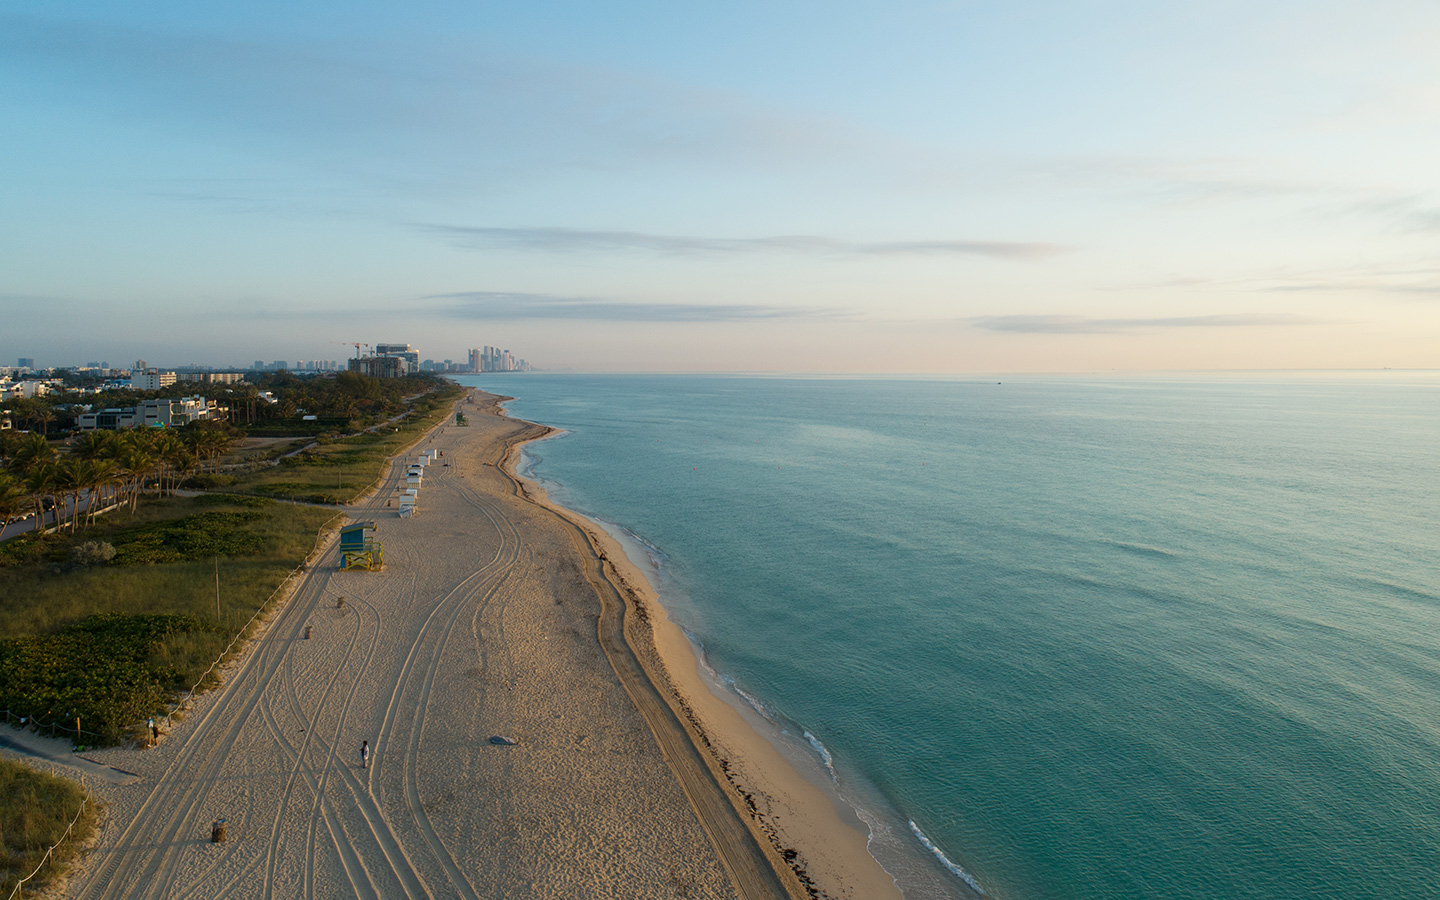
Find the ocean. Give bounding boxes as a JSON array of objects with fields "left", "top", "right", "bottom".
[{"left": 460, "top": 372, "right": 1440, "bottom": 900}]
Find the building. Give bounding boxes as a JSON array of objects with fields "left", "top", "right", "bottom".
[
  {"left": 177, "top": 372, "right": 246, "bottom": 385},
  {"left": 130, "top": 368, "right": 178, "bottom": 391},
  {"left": 348, "top": 355, "right": 406, "bottom": 378},
  {"left": 470, "top": 345, "right": 530, "bottom": 373},
  {"left": 0, "top": 380, "right": 52, "bottom": 401},
  {"left": 76, "top": 396, "right": 228, "bottom": 431},
  {"left": 78, "top": 408, "right": 139, "bottom": 430},
  {"left": 17, "top": 358, "right": 34, "bottom": 369},
  {"left": 374, "top": 343, "right": 419, "bottom": 374}
]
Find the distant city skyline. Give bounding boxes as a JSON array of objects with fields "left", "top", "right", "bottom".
[
  {"left": 5, "top": 346, "right": 531, "bottom": 375},
  {"left": 4, "top": 2, "right": 1440, "bottom": 372}
]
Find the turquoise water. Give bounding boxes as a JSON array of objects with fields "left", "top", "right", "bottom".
[{"left": 461, "top": 373, "right": 1440, "bottom": 900}]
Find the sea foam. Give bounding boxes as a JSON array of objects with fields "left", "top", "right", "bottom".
[
  {"left": 909, "top": 821, "right": 986, "bottom": 896},
  {"left": 802, "top": 730, "right": 839, "bottom": 782}
]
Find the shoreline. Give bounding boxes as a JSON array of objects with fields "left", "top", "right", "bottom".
[
  {"left": 36, "top": 384, "right": 907, "bottom": 900},
  {"left": 484, "top": 391, "right": 908, "bottom": 900},
  {"left": 62, "top": 388, "right": 754, "bottom": 899}
]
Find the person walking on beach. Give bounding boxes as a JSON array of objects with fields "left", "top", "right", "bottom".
[{"left": 360, "top": 740, "right": 370, "bottom": 769}]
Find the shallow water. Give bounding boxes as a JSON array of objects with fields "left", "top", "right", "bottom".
[{"left": 463, "top": 372, "right": 1440, "bottom": 900}]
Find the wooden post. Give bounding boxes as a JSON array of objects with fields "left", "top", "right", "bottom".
[
  {"left": 215, "top": 555, "right": 221, "bottom": 622},
  {"left": 75, "top": 716, "right": 81, "bottom": 743}
]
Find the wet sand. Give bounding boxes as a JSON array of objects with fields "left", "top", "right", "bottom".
[
  {"left": 47, "top": 388, "right": 898, "bottom": 900},
  {"left": 492, "top": 392, "right": 904, "bottom": 900}
]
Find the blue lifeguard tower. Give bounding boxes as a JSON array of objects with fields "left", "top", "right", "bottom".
[{"left": 339, "top": 521, "right": 383, "bottom": 571}]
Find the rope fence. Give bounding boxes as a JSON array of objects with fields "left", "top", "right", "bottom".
[
  {"left": 4, "top": 780, "right": 88, "bottom": 900},
  {"left": 165, "top": 511, "right": 345, "bottom": 729},
  {"left": 2, "top": 513, "right": 344, "bottom": 746},
  {"left": 3, "top": 395, "right": 452, "bottom": 745},
  {"left": 1, "top": 711, "right": 103, "bottom": 745}
]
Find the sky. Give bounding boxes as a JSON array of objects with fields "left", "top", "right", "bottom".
[{"left": 3, "top": 1, "right": 1440, "bottom": 373}]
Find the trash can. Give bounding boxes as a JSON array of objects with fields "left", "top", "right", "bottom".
[{"left": 211, "top": 819, "right": 227, "bottom": 843}]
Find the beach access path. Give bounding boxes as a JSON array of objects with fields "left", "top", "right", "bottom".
[{"left": 57, "top": 390, "right": 799, "bottom": 900}]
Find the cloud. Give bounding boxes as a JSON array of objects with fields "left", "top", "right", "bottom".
[
  {"left": 1217, "top": 261, "right": 1440, "bottom": 296},
  {"left": 420, "top": 225, "right": 1067, "bottom": 260},
  {"left": 1260, "top": 279, "right": 1440, "bottom": 295},
  {"left": 0, "top": 12, "right": 874, "bottom": 181},
  {"left": 433, "top": 291, "right": 846, "bottom": 322},
  {"left": 1339, "top": 194, "right": 1440, "bottom": 233},
  {"left": 967, "top": 314, "right": 1316, "bottom": 334}
]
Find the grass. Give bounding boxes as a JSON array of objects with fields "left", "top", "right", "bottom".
[
  {"left": 226, "top": 384, "right": 462, "bottom": 504},
  {"left": 0, "top": 386, "right": 449, "bottom": 888},
  {"left": 0, "top": 495, "right": 336, "bottom": 744},
  {"left": 0, "top": 759, "right": 96, "bottom": 898}
]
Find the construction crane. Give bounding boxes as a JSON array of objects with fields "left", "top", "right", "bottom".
[{"left": 331, "top": 341, "right": 370, "bottom": 359}]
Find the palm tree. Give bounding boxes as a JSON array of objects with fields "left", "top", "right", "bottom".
[
  {"left": 81, "top": 459, "right": 119, "bottom": 526},
  {"left": 170, "top": 450, "right": 198, "bottom": 491},
  {"left": 9, "top": 398, "right": 38, "bottom": 433},
  {"left": 10, "top": 432, "right": 56, "bottom": 472},
  {"left": 55, "top": 459, "right": 87, "bottom": 533},
  {"left": 0, "top": 473, "right": 27, "bottom": 536},
  {"left": 71, "top": 430, "right": 113, "bottom": 461},
  {"left": 64, "top": 458, "right": 93, "bottom": 531},
  {"left": 233, "top": 385, "right": 259, "bottom": 424},
  {"left": 119, "top": 449, "right": 156, "bottom": 512},
  {"left": 201, "top": 430, "right": 234, "bottom": 470},
  {"left": 181, "top": 428, "right": 207, "bottom": 468},
  {"left": 24, "top": 462, "right": 58, "bottom": 530},
  {"left": 151, "top": 432, "right": 182, "bottom": 496}
]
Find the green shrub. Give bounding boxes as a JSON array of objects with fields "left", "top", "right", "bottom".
[
  {"left": 190, "top": 493, "right": 272, "bottom": 508},
  {"left": 111, "top": 512, "right": 264, "bottom": 565},
  {"left": 0, "top": 534, "right": 52, "bottom": 570},
  {"left": 0, "top": 614, "right": 221, "bottom": 744}
]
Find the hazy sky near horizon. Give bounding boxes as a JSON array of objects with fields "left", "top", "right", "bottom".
[{"left": 4, "top": 1, "right": 1440, "bottom": 372}]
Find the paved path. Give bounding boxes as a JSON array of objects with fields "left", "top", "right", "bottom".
[{"left": 0, "top": 728, "right": 141, "bottom": 785}]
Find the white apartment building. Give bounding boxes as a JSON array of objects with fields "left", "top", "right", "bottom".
[
  {"left": 130, "top": 368, "right": 178, "bottom": 391},
  {"left": 76, "top": 396, "right": 228, "bottom": 431},
  {"left": 0, "top": 379, "right": 54, "bottom": 400},
  {"left": 177, "top": 372, "right": 246, "bottom": 385}
]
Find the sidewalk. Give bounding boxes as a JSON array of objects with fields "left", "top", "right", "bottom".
[{"left": 0, "top": 725, "right": 142, "bottom": 785}]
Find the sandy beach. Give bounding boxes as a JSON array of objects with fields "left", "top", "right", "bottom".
[{"left": 28, "top": 389, "right": 901, "bottom": 900}]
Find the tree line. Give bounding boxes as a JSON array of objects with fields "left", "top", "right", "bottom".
[
  {"left": 2, "top": 370, "right": 444, "bottom": 432},
  {"left": 0, "top": 427, "right": 237, "bottom": 536}
]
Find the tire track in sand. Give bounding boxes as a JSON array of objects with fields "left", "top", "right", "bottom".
[
  {"left": 374, "top": 478, "right": 520, "bottom": 900},
  {"left": 487, "top": 408, "right": 802, "bottom": 900},
  {"left": 72, "top": 545, "right": 338, "bottom": 900}
]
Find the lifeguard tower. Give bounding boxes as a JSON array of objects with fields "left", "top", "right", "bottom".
[{"left": 339, "top": 521, "right": 383, "bottom": 571}]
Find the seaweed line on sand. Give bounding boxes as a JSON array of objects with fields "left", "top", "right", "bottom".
[{"left": 601, "top": 554, "right": 833, "bottom": 900}]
